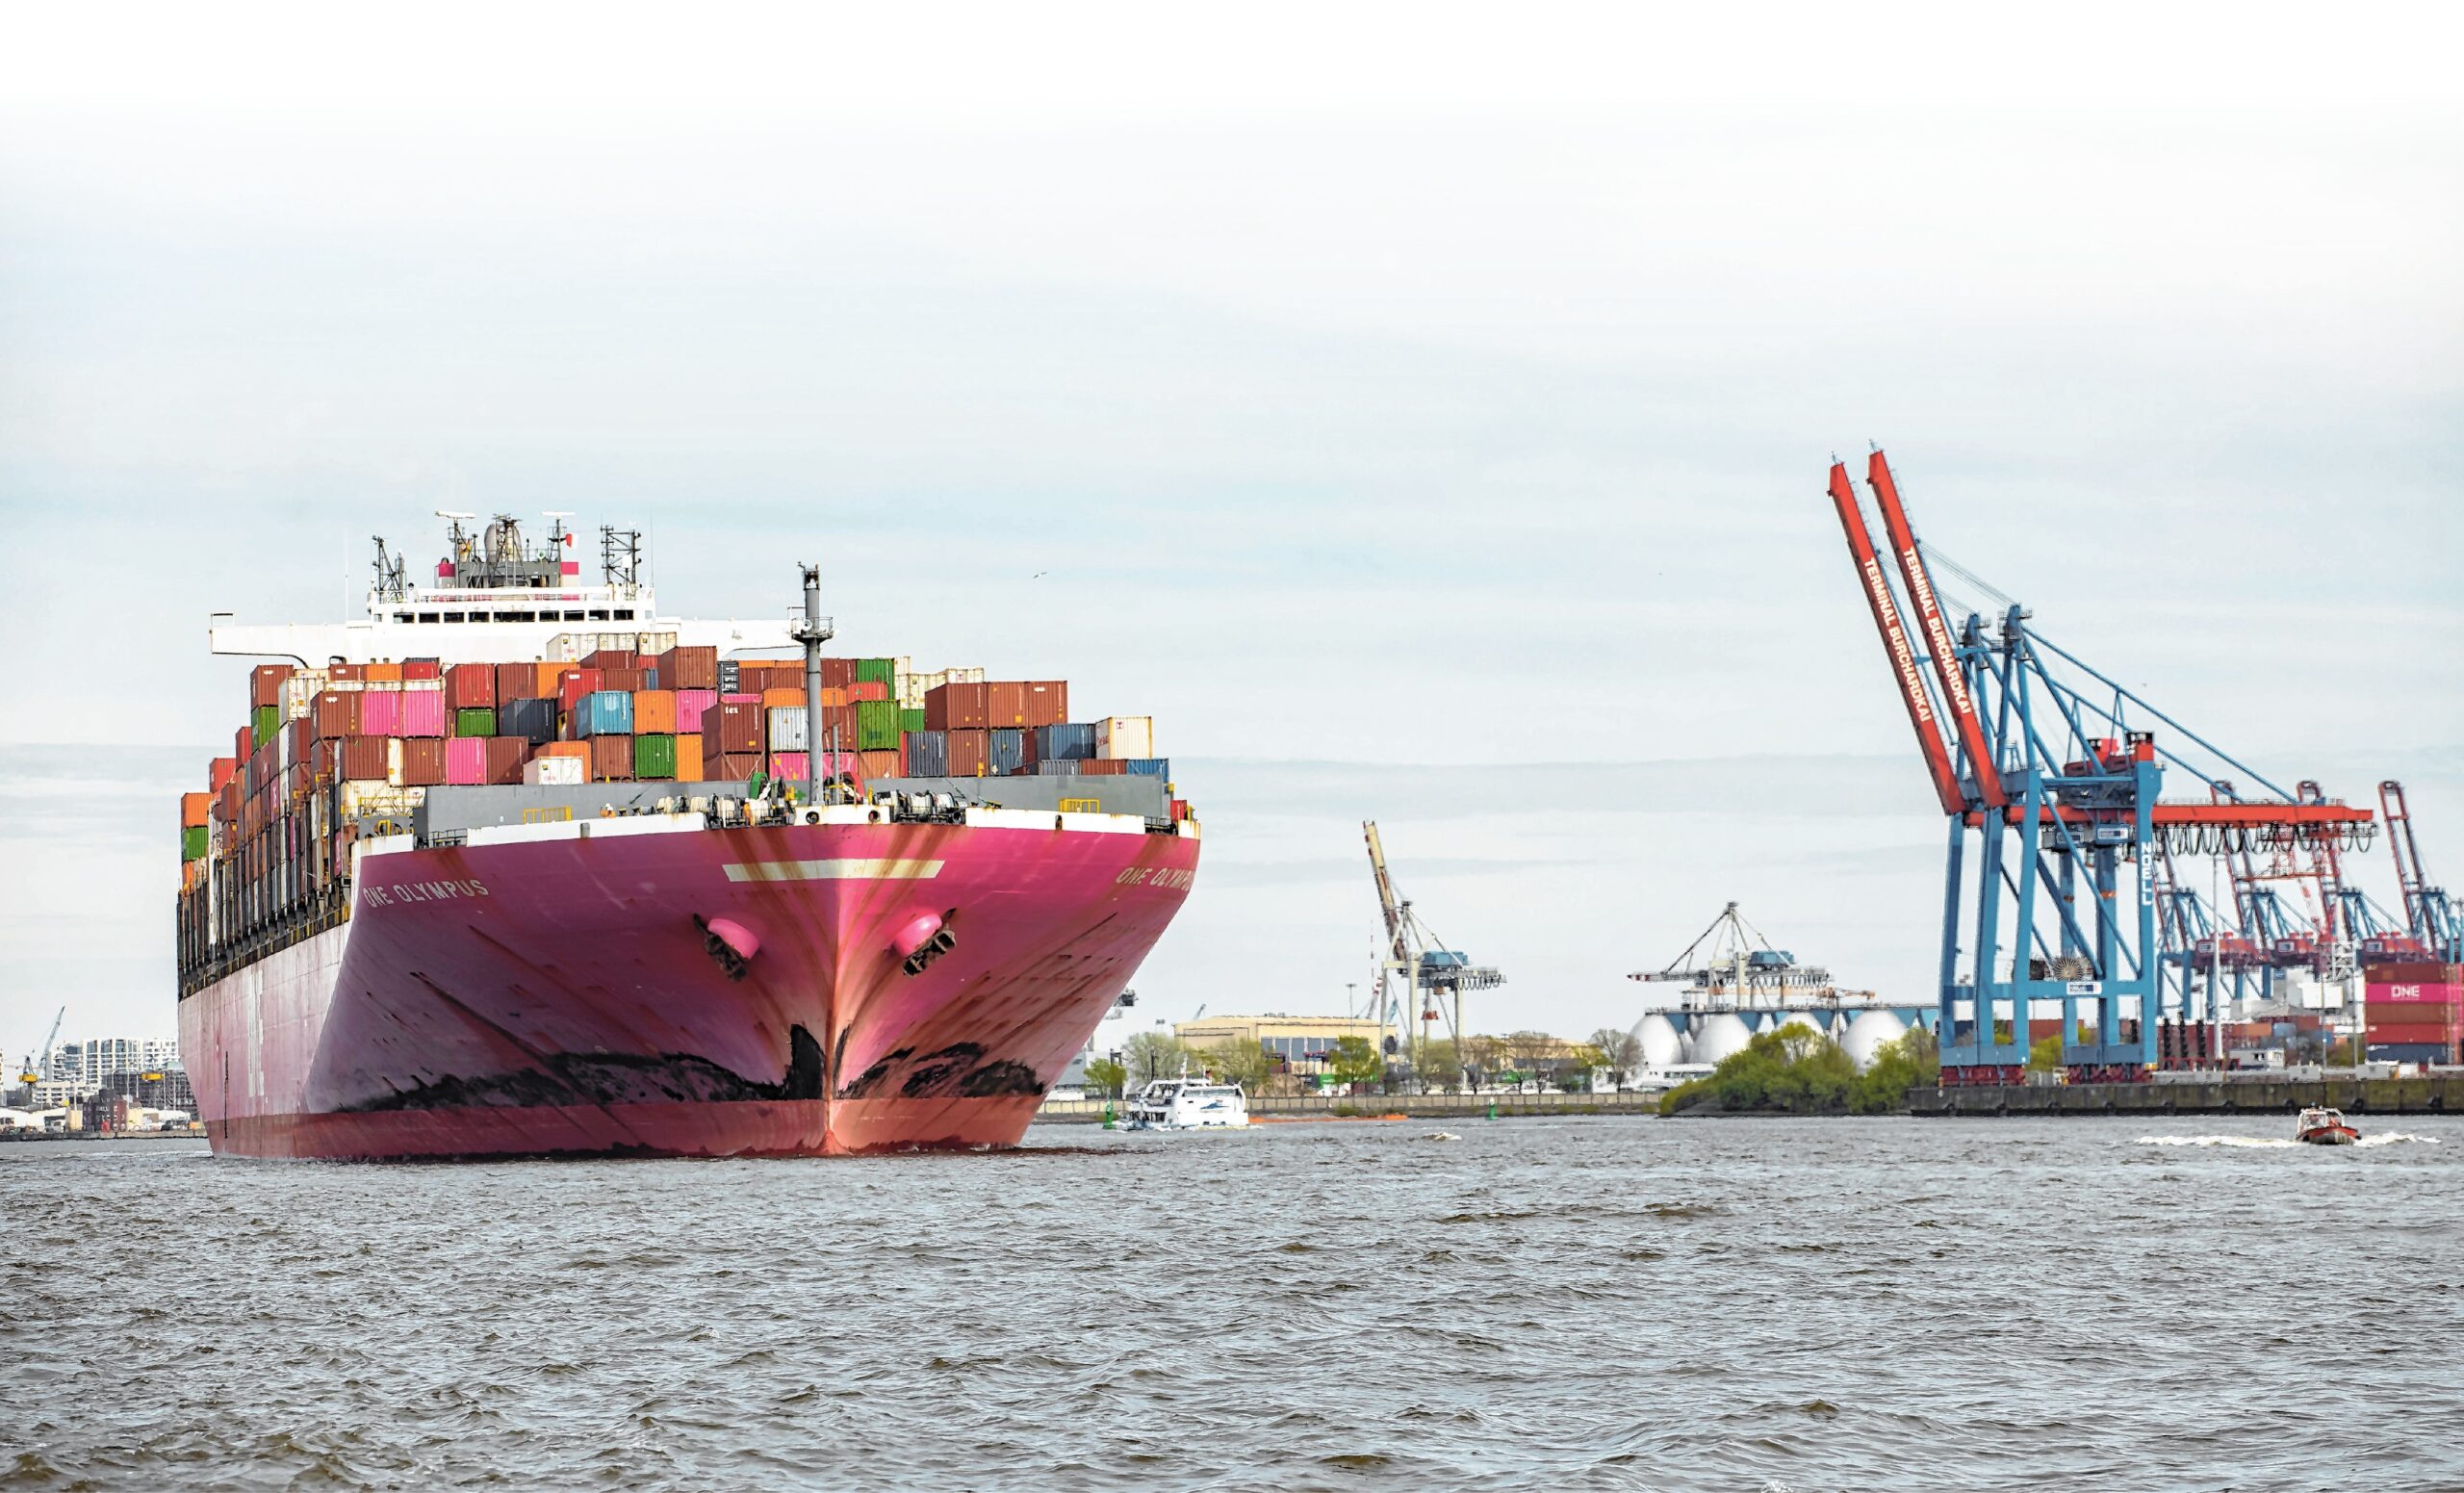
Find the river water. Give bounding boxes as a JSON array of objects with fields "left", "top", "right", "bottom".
[{"left": 3, "top": 1114, "right": 2456, "bottom": 1491}]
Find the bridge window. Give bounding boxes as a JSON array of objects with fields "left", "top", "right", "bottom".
[
  {"left": 614, "top": 608, "right": 635, "bottom": 621},
  {"left": 441, "top": 612, "right": 465, "bottom": 623},
  {"left": 418, "top": 612, "right": 439, "bottom": 624}
]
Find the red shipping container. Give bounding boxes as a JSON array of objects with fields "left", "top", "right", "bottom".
[
  {"left": 328, "top": 663, "right": 365, "bottom": 683},
  {"left": 250, "top": 663, "right": 294, "bottom": 708},
  {"left": 718, "top": 752, "right": 765, "bottom": 780},
  {"left": 209, "top": 756, "right": 238, "bottom": 792},
  {"left": 585, "top": 648, "right": 639, "bottom": 670},
  {"left": 859, "top": 749, "right": 900, "bottom": 780},
  {"left": 557, "top": 668, "right": 604, "bottom": 713},
  {"left": 925, "top": 682, "right": 989, "bottom": 732},
  {"left": 822, "top": 657, "right": 858, "bottom": 690},
  {"left": 590, "top": 734, "right": 633, "bottom": 781},
  {"left": 494, "top": 662, "right": 535, "bottom": 705},
  {"left": 1021, "top": 681, "right": 1067, "bottom": 728},
  {"left": 945, "top": 729, "right": 989, "bottom": 776},
  {"left": 847, "top": 681, "right": 889, "bottom": 703},
  {"left": 340, "top": 736, "right": 390, "bottom": 782},
  {"left": 601, "top": 667, "right": 648, "bottom": 693},
  {"left": 2365, "top": 1025, "right": 2458, "bottom": 1046},
  {"left": 447, "top": 663, "right": 497, "bottom": 708},
  {"left": 235, "top": 723, "right": 254, "bottom": 761},
  {"left": 402, "top": 658, "right": 442, "bottom": 682},
  {"left": 1077, "top": 758, "right": 1127, "bottom": 776},
  {"left": 399, "top": 737, "right": 447, "bottom": 786},
  {"left": 654, "top": 646, "right": 719, "bottom": 690},
  {"left": 485, "top": 736, "right": 528, "bottom": 785},
  {"left": 312, "top": 690, "right": 359, "bottom": 740},
  {"left": 2363, "top": 962, "right": 2462, "bottom": 985},
  {"left": 703, "top": 701, "right": 762, "bottom": 755},
  {"left": 2364, "top": 980, "right": 2463, "bottom": 1005}
]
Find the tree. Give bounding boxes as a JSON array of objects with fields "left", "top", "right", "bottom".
[
  {"left": 2025, "top": 1034, "right": 2064, "bottom": 1073},
  {"left": 1324, "top": 1035, "right": 1385, "bottom": 1090},
  {"left": 1200, "top": 1040, "right": 1271, "bottom": 1092},
  {"left": 1123, "top": 1031, "right": 1193, "bottom": 1083},
  {"left": 1562, "top": 1043, "right": 1607, "bottom": 1093},
  {"left": 1503, "top": 1029, "right": 1559, "bottom": 1092},
  {"left": 1084, "top": 1059, "right": 1127, "bottom": 1099},
  {"left": 1459, "top": 1035, "right": 1505, "bottom": 1089},
  {"left": 1414, "top": 1037, "right": 1462, "bottom": 1093},
  {"left": 1589, "top": 1025, "right": 1644, "bottom": 1090}
]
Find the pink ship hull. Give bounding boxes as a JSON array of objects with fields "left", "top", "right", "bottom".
[{"left": 178, "top": 818, "right": 1198, "bottom": 1159}]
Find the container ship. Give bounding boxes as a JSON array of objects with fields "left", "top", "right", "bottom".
[{"left": 175, "top": 515, "right": 1200, "bottom": 1160}]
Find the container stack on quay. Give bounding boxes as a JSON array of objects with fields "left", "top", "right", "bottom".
[
  {"left": 2360, "top": 962, "right": 2464, "bottom": 1065},
  {"left": 176, "top": 643, "right": 1180, "bottom": 986}
]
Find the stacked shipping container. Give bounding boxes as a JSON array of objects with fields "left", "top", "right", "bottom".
[
  {"left": 2360, "top": 962, "right": 2463, "bottom": 1065},
  {"left": 181, "top": 650, "right": 1184, "bottom": 996}
]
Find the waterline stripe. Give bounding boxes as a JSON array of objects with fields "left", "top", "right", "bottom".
[{"left": 725, "top": 858, "right": 946, "bottom": 883}]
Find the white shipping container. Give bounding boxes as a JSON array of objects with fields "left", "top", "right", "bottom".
[
  {"left": 1095, "top": 715, "right": 1154, "bottom": 760},
  {"left": 385, "top": 737, "right": 406, "bottom": 788},
  {"left": 523, "top": 755, "right": 587, "bottom": 786},
  {"left": 768, "top": 706, "right": 808, "bottom": 752}
]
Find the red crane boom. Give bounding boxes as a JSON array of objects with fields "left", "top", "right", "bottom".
[
  {"left": 1865, "top": 450, "right": 2008, "bottom": 810},
  {"left": 1827, "top": 460, "right": 1964, "bottom": 814}
]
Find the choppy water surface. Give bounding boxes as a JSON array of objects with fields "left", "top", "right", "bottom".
[{"left": 4, "top": 1115, "right": 2457, "bottom": 1491}]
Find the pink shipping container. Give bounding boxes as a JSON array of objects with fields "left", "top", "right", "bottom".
[
  {"left": 2365, "top": 981, "right": 2464, "bottom": 1005},
  {"left": 769, "top": 750, "right": 808, "bottom": 784},
  {"left": 359, "top": 689, "right": 403, "bottom": 736},
  {"left": 676, "top": 689, "right": 719, "bottom": 735},
  {"left": 445, "top": 736, "right": 489, "bottom": 785},
  {"left": 399, "top": 686, "right": 448, "bottom": 738}
]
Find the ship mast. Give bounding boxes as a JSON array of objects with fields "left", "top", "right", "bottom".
[{"left": 792, "top": 563, "right": 836, "bottom": 801}]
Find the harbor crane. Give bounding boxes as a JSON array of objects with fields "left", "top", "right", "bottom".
[
  {"left": 18, "top": 1004, "right": 64, "bottom": 1086},
  {"left": 1826, "top": 449, "right": 2374, "bottom": 1084},
  {"left": 1363, "top": 821, "right": 1503, "bottom": 1086},
  {"left": 1630, "top": 901, "right": 1836, "bottom": 1007},
  {"left": 2379, "top": 781, "right": 2461, "bottom": 962}
]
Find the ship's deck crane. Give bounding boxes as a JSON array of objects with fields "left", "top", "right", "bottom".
[
  {"left": 1826, "top": 449, "right": 2375, "bottom": 1084},
  {"left": 2379, "top": 781, "right": 2460, "bottom": 961},
  {"left": 1363, "top": 821, "right": 1503, "bottom": 1086},
  {"left": 19, "top": 1004, "right": 64, "bottom": 1086}
]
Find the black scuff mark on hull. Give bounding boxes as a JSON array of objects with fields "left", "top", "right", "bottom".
[{"left": 835, "top": 1043, "right": 1048, "bottom": 1102}]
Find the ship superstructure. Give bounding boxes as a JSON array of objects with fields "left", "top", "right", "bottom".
[{"left": 176, "top": 516, "right": 1198, "bottom": 1159}]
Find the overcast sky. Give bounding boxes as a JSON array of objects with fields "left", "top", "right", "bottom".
[{"left": 2, "top": 5, "right": 2457, "bottom": 1050}]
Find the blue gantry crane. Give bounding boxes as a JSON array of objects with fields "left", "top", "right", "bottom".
[{"left": 1826, "top": 450, "right": 2376, "bottom": 1084}]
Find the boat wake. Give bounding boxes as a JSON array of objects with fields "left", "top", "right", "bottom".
[{"left": 2137, "top": 1133, "right": 2439, "bottom": 1149}]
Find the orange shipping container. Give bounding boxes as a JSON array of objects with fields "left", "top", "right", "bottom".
[
  {"left": 762, "top": 687, "right": 807, "bottom": 711},
  {"left": 537, "top": 740, "right": 592, "bottom": 761},
  {"left": 676, "top": 735, "right": 705, "bottom": 783},
  {"left": 633, "top": 689, "right": 679, "bottom": 734},
  {"left": 859, "top": 750, "right": 900, "bottom": 780},
  {"left": 181, "top": 792, "right": 213, "bottom": 828},
  {"left": 533, "top": 662, "right": 565, "bottom": 700},
  {"left": 365, "top": 662, "right": 403, "bottom": 683}
]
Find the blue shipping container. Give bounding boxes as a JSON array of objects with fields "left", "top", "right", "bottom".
[
  {"left": 904, "top": 730, "right": 948, "bottom": 777},
  {"left": 575, "top": 690, "right": 633, "bottom": 737},
  {"left": 1120, "top": 758, "right": 1169, "bottom": 778},
  {"left": 1032, "top": 723, "right": 1098, "bottom": 762},
  {"left": 500, "top": 697, "right": 557, "bottom": 744},
  {"left": 2366, "top": 1043, "right": 2453, "bottom": 1064},
  {"left": 988, "top": 729, "right": 1026, "bottom": 774}
]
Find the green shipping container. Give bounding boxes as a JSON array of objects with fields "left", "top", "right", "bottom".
[
  {"left": 856, "top": 698, "right": 901, "bottom": 751},
  {"left": 856, "top": 657, "right": 896, "bottom": 686},
  {"left": 454, "top": 708, "right": 497, "bottom": 737},
  {"left": 899, "top": 707, "right": 926, "bottom": 734},
  {"left": 181, "top": 825, "right": 209, "bottom": 862},
  {"left": 252, "top": 704, "right": 279, "bottom": 744},
  {"left": 634, "top": 733, "right": 678, "bottom": 780}
]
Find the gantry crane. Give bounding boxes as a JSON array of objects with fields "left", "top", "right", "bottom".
[
  {"left": 1826, "top": 449, "right": 2374, "bottom": 1084},
  {"left": 1363, "top": 821, "right": 1503, "bottom": 1086},
  {"left": 2379, "top": 781, "right": 2461, "bottom": 961}
]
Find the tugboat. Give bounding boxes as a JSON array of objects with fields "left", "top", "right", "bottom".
[
  {"left": 2294, "top": 1106, "right": 2360, "bottom": 1145},
  {"left": 1120, "top": 1062, "right": 1249, "bottom": 1130}
]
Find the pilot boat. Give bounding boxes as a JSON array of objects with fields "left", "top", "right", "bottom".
[{"left": 2294, "top": 1106, "right": 2359, "bottom": 1145}]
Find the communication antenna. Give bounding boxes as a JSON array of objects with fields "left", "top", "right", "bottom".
[
  {"left": 371, "top": 536, "right": 407, "bottom": 604},
  {"left": 601, "top": 526, "right": 643, "bottom": 589},
  {"left": 543, "top": 510, "right": 574, "bottom": 554},
  {"left": 435, "top": 510, "right": 476, "bottom": 566}
]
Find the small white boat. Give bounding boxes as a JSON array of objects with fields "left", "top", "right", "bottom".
[
  {"left": 1120, "top": 1064, "right": 1248, "bottom": 1130},
  {"left": 2294, "top": 1106, "right": 2359, "bottom": 1145}
]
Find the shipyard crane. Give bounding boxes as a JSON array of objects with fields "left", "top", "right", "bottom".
[
  {"left": 1362, "top": 821, "right": 1503, "bottom": 1086},
  {"left": 1825, "top": 449, "right": 2374, "bottom": 1084},
  {"left": 2379, "top": 782, "right": 2461, "bottom": 962},
  {"left": 18, "top": 1005, "right": 64, "bottom": 1086}
]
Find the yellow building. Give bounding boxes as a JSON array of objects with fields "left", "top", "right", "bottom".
[{"left": 1174, "top": 1014, "right": 1389, "bottom": 1075}]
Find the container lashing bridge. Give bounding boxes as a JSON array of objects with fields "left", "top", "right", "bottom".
[{"left": 1826, "top": 450, "right": 2375, "bottom": 1085}]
